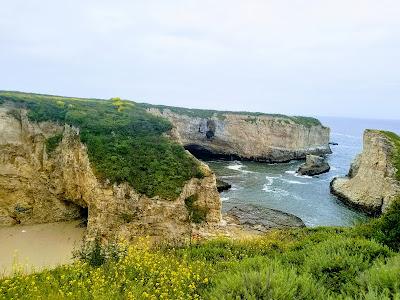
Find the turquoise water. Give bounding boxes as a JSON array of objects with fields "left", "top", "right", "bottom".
[{"left": 207, "top": 117, "right": 400, "bottom": 227}]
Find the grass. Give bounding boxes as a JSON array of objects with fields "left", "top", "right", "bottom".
[
  {"left": 139, "top": 103, "right": 323, "bottom": 127},
  {"left": 380, "top": 130, "right": 400, "bottom": 181},
  {"left": 1, "top": 199, "right": 400, "bottom": 299},
  {"left": 0, "top": 91, "right": 204, "bottom": 200}
]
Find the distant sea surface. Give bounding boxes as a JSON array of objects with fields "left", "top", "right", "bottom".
[{"left": 207, "top": 117, "right": 400, "bottom": 227}]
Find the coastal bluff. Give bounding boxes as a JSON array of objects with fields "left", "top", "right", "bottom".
[
  {"left": 0, "top": 91, "right": 332, "bottom": 243},
  {"left": 146, "top": 106, "right": 331, "bottom": 163},
  {"left": 0, "top": 101, "right": 221, "bottom": 242},
  {"left": 331, "top": 130, "right": 400, "bottom": 214}
]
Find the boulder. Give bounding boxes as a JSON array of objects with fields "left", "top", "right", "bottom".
[
  {"left": 297, "top": 155, "right": 330, "bottom": 176},
  {"left": 216, "top": 179, "right": 232, "bottom": 192}
]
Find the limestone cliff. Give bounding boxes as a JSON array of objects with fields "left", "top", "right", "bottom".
[
  {"left": 331, "top": 130, "right": 400, "bottom": 214},
  {"left": 0, "top": 106, "right": 221, "bottom": 242},
  {"left": 147, "top": 108, "right": 331, "bottom": 162}
]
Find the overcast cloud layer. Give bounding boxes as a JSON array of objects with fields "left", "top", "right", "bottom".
[{"left": 1, "top": 1, "right": 399, "bottom": 119}]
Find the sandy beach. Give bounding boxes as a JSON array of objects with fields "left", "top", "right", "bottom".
[{"left": 0, "top": 221, "right": 85, "bottom": 277}]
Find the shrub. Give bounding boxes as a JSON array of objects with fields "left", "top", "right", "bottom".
[
  {"left": 207, "top": 257, "right": 327, "bottom": 300},
  {"left": 45, "top": 134, "right": 63, "bottom": 154},
  {"left": 381, "top": 131, "right": 400, "bottom": 180},
  {"left": 289, "top": 237, "right": 393, "bottom": 293},
  {"left": 73, "top": 236, "right": 127, "bottom": 267},
  {"left": 185, "top": 194, "right": 208, "bottom": 224},
  {"left": 370, "top": 199, "right": 400, "bottom": 251},
  {"left": 357, "top": 254, "right": 400, "bottom": 298}
]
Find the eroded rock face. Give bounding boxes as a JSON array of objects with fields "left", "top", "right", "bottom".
[
  {"left": 0, "top": 106, "right": 221, "bottom": 242},
  {"left": 297, "top": 155, "right": 330, "bottom": 176},
  {"left": 147, "top": 108, "right": 331, "bottom": 162},
  {"left": 330, "top": 130, "right": 400, "bottom": 215}
]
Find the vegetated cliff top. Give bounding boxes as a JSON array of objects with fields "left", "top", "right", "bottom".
[
  {"left": 376, "top": 130, "right": 400, "bottom": 181},
  {"left": 139, "top": 102, "right": 323, "bottom": 128},
  {"left": 0, "top": 90, "right": 204, "bottom": 200}
]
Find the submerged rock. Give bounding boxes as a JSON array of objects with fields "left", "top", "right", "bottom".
[
  {"left": 297, "top": 155, "right": 330, "bottom": 176},
  {"left": 331, "top": 130, "right": 400, "bottom": 215},
  {"left": 216, "top": 179, "right": 231, "bottom": 192},
  {"left": 225, "top": 204, "right": 305, "bottom": 232}
]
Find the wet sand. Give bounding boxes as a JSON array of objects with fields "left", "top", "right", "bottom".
[{"left": 0, "top": 221, "right": 85, "bottom": 277}]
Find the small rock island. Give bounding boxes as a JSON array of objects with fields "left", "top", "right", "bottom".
[{"left": 297, "top": 154, "right": 330, "bottom": 176}]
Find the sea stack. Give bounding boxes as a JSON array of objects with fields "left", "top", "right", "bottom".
[
  {"left": 297, "top": 155, "right": 330, "bottom": 176},
  {"left": 330, "top": 130, "right": 400, "bottom": 215}
]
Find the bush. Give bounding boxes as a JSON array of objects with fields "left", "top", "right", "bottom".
[
  {"left": 73, "top": 236, "right": 127, "bottom": 267},
  {"left": 381, "top": 131, "right": 400, "bottom": 180},
  {"left": 45, "top": 134, "right": 62, "bottom": 154},
  {"left": 370, "top": 199, "right": 400, "bottom": 251},
  {"left": 357, "top": 254, "right": 400, "bottom": 298},
  {"left": 287, "top": 237, "right": 393, "bottom": 293},
  {"left": 185, "top": 194, "right": 208, "bottom": 224},
  {"left": 207, "top": 257, "right": 327, "bottom": 300}
]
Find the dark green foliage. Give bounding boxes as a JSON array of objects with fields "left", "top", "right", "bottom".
[
  {"left": 291, "top": 116, "right": 323, "bottom": 128},
  {"left": 139, "top": 103, "right": 323, "bottom": 127},
  {"left": 370, "top": 199, "right": 400, "bottom": 251},
  {"left": 0, "top": 91, "right": 203, "bottom": 199},
  {"left": 381, "top": 130, "right": 400, "bottom": 180},
  {"left": 73, "top": 236, "right": 127, "bottom": 267},
  {"left": 289, "top": 237, "right": 392, "bottom": 293},
  {"left": 185, "top": 194, "right": 208, "bottom": 223},
  {"left": 6, "top": 108, "right": 22, "bottom": 122},
  {"left": 207, "top": 257, "right": 326, "bottom": 300},
  {"left": 357, "top": 254, "right": 400, "bottom": 297},
  {"left": 45, "top": 134, "right": 62, "bottom": 154}
]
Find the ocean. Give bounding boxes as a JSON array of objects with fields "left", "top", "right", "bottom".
[{"left": 207, "top": 117, "right": 400, "bottom": 227}]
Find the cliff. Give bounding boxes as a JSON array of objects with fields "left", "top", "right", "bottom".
[
  {"left": 145, "top": 106, "right": 331, "bottom": 162},
  {"left": 331, "top": 130, "right": 400, "bottom": 214},
  {"left": 0, "top": 95, "right": 221, "bottom": 242}
]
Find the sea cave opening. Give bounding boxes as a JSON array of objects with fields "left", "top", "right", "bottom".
[{"left": 184, "top": 144, "right": 241, "bottom": 161}]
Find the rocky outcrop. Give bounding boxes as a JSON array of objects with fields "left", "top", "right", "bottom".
[
  {"left": 147, "top": 108, "right": 331, "bottom": 163},
  {"left": 330, "top": 130, "right": 400, "bottom": 215},
  {"left": 297, "top": 155, "right": 330, "bottom": 176},
  {"left": 225, "top": 204, "right": 305, "bottom": 232},
  {"left": 216, "top": 179, "right": 231, "bottom": 192},
  {"left": 0, "top": 106, "right": 221, "bottom": 242}
]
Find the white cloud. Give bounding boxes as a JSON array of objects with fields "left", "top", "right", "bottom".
[{"left": 0, "top": 0, "right": 400, "bottom": 119}]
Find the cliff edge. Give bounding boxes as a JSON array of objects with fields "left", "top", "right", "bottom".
[
  {"left": 331, "top": 130, "right": 400, "bottom": 214},
  {"left": 145, "top": 106, "right": 331, "bottom": 163},
  {"left": 0, "top": 93, "right": 221, "bottom": 242}
]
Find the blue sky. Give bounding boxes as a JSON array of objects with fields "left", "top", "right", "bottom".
[{"left": 1, "top": 1, "right": 399, "bottom": 119}]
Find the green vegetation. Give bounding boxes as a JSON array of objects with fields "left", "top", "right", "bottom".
[
  {"left": 45, "top": 134, "right": 63, "bottom": 154},
  {"left": 139, "top": 103, "right": 323, "bottom": 127},
  {"left": 185, "top": 194, "right": 208, "bottom": 224},
  {"left": 2, "top": 199, "right": 400, "bottom": 299},
  {"left": 0, "top": 91, "right": 203, "bottom": 199},
  {"left": 381, "top": 130, "right": 400, "bottom": 181}
]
